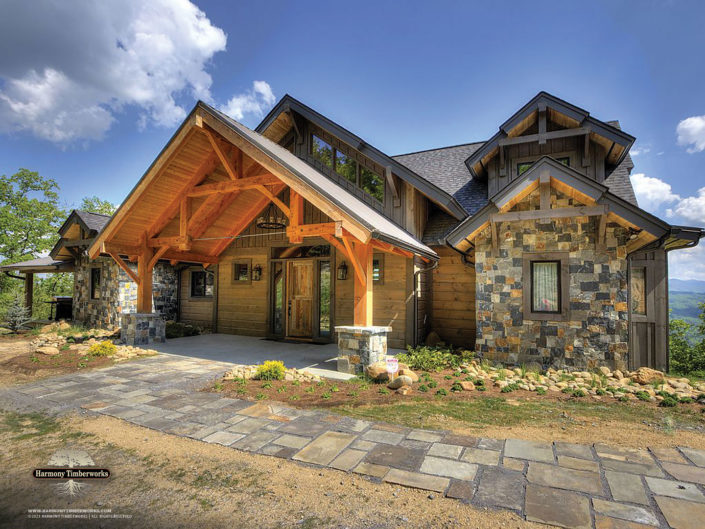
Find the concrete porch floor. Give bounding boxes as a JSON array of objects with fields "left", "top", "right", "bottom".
[{"left": 149, "top": 334, "right": 404, "bottom": 380}]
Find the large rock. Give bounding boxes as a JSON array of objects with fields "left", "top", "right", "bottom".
[
  {"left": 398, "top": 368, "right": 419, "bottom": 382},
  {"left": 460, "top": 381, "right": 475, "bottom": 391},
  {"left": 365, "top": 361, "right": 389, "bottom": 381},
  {"left": 36, "top": 346, "right": 60, "bottom": 356},
  {"left": 631, "top": 367, "right": 665, "bottom": 385},
  {"left": 387, "top": 375, "right": 413, "bottom": 389}
]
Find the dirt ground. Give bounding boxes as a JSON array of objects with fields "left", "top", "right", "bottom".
[{"left": 0, "top": 411, "right": 548, "bottom": 529}]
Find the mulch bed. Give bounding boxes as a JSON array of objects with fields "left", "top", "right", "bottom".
[
  {"left": 0, "top": 350, "right": 114, "bottom": 376},
  {"left": 212, "top": 368, "right": 636, "bottom": 409}
]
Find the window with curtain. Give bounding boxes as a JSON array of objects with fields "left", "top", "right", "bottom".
[{"left": 531, "top": 261, "right": 560, "bottom": 313}]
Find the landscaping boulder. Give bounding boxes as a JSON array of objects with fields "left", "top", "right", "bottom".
[
  {"left": 36, "top": 346, "right": 60, "bottom": 356},
  {"left": 387, "top": 375, "right": 413, "bottom": 389},
  {"left": 396, "top": 386, "right": 412, "bottom": 395},
  {"left": 398, "top": 368, "right": 419, "bottom": 382},
  {"left": 631, "top": 367, "right": 665, "bottom": 385},
  {"left": 366, "top": 361, "right": 389, "bottom": 381},
  {"left": 460, "top": 381, "right": 475, "bottom": 391}
]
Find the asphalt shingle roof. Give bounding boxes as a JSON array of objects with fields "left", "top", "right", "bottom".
[{"left": 75, "top": 210, "right": 111, "bottom": 233}]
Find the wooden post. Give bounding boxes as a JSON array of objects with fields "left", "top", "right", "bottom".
[
  {"left": 24, "top": 272, "right": 33, "bottom": 317},
  {"left": 289, "top": 190, "right": 304, "bottom": 243},
  {"left": 137, "top": 246, "right": 155, "bottom": 313},
  {"left": 353, "top": 242, "right": 373, "bottom": 326}
]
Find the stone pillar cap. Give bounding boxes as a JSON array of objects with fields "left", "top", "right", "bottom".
[{"left": 334, "top": 325, "right": 392, "bottom": 333}]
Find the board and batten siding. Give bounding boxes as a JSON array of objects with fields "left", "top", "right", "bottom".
[
  {"left": 179, "top": 266, "right": 214, "bottom": 330},
  {"left": 430, "top": 246, "right": 476, "bottom": 348},
  {"left": 334, "top": 250, "right": 410, "bottom": 349}
]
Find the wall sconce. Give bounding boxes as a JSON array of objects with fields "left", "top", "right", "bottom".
[
  {"left": 337, "top": 261, "right": 348, "bottom": 280},
  {"left": 627, "top": 227, "right": 643, "bottom": 240},
  {"left": 252, "top": 264, "right": 262, "bottom": 281}
]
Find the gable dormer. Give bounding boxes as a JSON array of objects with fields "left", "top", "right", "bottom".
[
  {"left": 465, "top": 92, "right": 635, "bottom": 198},
  {"left": 255, "top": 95, "right": 468, "bottom": 231},
  {"left": 50, "top": 210, "right": 111, "bottom": 260}
]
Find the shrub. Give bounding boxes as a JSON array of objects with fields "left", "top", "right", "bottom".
[
  {"left": 418, "top": 385, "right": 428, "bottom": 393},
  {"left": 427, "top": 380, "right": 438, "bottom": 389},
  {"left": 435, "top": 388, "right": 448, "bottom": 396},
  {"left": 254, "top": 360, "right": 286, "bottom": 381},
  {"left": 3, "top": 294, "right": 30, "bottom": 332},
  {"left": 635, "top": 391, "right": 651, "bottom": 402},
  {"left": 450, "top": 382, "right": 463, "bottom": 392},
  {"left": 443, "top": 375, "right": 452, "bottom": 380},
  {"left": 397, "top": 345, "right": 474, "bottom": 372},
  {"left": 165, "top": 321, "right": 201, "bottom": 339},
  {"left": 680, "top": 397, "right": 694, "bottom": 404},
  {"left": 618, "top": 395, "right": 630, "bottom": 402},
  {"left": 261, "top": 381, "right": 272, "bottom": 389},
  {"left": 536, "top": 387, "right": 547, "bottom": 396},
  {"left": 561, "top": 387, "right": 573, "bottom": 394},
  {"left": 596, "top": 389, "right": 607, "bottom": 396},
  {"left": 660, "top": 396, "right": 678, "bottom": 407},
  {"left": 378, "top": 387, "right": 390, "bottom": 395},
  {"left": 572, "top": 389, "right": 586, "bottom": 398},
  {"left": 669, "top": 317, "right": 705, "bottom": 374},
  {"left": 88, "top": 341, "right": 117, "bottom": 357},
  {"left": 321, "top": 392, "right": 331, "bottom": 399}
]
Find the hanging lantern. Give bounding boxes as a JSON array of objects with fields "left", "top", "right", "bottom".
[
  {"left": 337, "top": 261, "right": 348, "bottom": 280},
  {"left": 256, "top": 202, "right": 287, "bottom": 230},
  {"left": 252, "top": 264, "right": 262, "bottom": 281}
]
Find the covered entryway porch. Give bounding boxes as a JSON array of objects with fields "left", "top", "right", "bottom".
[{"left": 89, "top": 101, "right": 436, "bottom": 372}]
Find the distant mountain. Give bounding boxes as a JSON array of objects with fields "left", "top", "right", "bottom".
[{"left": 670, "top": 279, "right": 705, "bottom": 293}]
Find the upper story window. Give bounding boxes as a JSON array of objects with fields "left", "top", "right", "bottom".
[
  {"left": 517, "top": 156, "right": 570, "bottom": 176},
  {"left": 311, "top": 134, "right": 384, "bottom": 203}
]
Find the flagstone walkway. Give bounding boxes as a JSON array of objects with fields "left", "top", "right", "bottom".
[{"left": 2, "top": 354, "right": 705, "bottom": 529}]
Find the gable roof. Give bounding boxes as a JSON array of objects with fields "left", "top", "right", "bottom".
[
  {"left": 0, "top": 256, "right": 74, "bottom": 273},
  {"left": 464, "top": 91, "right": 635, "bottom": 180},
  {"left": 89, "top": 101, "right": 437, "bottom": 262},
  {"left": 57, "top": 209, "right": 111, "bottom": 237},
  {"left": 255, "top": 94, "right": 467, "bottom": 219}
]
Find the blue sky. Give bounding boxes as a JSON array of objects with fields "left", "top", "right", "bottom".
[{"left": 1, "top": 0, "right": 704, "bottom": 278}]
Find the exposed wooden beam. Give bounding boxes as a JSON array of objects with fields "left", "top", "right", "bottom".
[
  {"left": 320, "top": 234, "right": 348, "bottom": 257},
  {"left": 498, "top": 126, "right": 591, "bottom": 147},
  {"left": 107, "top": 251, "right": 139, "bottom": 284},
  {"left": 342, "top": 235, "right": 366, "bottom": 286},
  {"left": 62, "top": 237, "right": 95, "bottom": 247},
  {"left": 597, "top": 214, "right": 607, "bottom": 251},
  {"left": 370, "top": 239, "right": 413, "bottom": 259},
  {"left": 148, "top": 245, "right": 170, "bottom": 271},
  {"left": 147, "top": 153, "right": 217, "bottom": 239},
  {"left": 539, "top": 172, "right": 551, "bottom": 210},
  {"left": 289, "top": 190, "right": 304, "bottom": 244},
  {"left": 353, "top": 242, "right": 373, "bottom": 326},
  {"left": 188, "top": 174, "right": 280, "bottom": 197},
  {"left": 499, "top": 145, "right": 506, "bottom": 177},
  {"left": 491, "top": 221, "right": 499, "bottom": 256},
  {"left": 538, "top": 103, "right": 547, "bottom": 145},
  {"left": 204, "top": 129, "right": 239, "bottom": 181},
  {"left": 583, "top": 132, "right": 591, "bottom": 167},
  {"left": 286, "top": 221, "right": 343, "bottom": 240},
  {"left": 179, "top": 197, "right": 189, "bottom": 239},
  {"left": 137, "top": 246, "right": 154, "bottom": 313},
  {"left": 490, "top": 204, "right": 608, "bottom": 223},
  {"left": 385, "top": 166, "right": 400, "bottom": 207},
  {"left": 147, "top": 235, "right": 189, "bottom": 248},
  {"left": 255, "top": 185, "right": 290, "bottom": 218},
  {"left": 188, "top": 191, "right": 241, "bottom": 239}
]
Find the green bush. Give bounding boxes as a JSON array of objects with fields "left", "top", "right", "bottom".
[
  {"left": 87, "top": 341, "right": 116, "bottom": 357},
  {"left": 572, "top": 389, "right": 586, "bottom": 398},
  {"left": 535, "top": 387, "right": 547, "bottom": 396},
  {"left": 397, "top": 345, "right": 474, "bottom": 372},
  {"left": 596, "top": 389, "right": 607, "bottom": 396},
  {"left": 450, "top": 382, "right": 463, "bottom": 392},
  {"left": 660, "top": 396, "right": 678, "bottom": 407},
  {"left": 669, "top": 314, "right": 705, "bottom": 374},
  {"left": 418, "top": 384, "right": 428, "bottom": 393},
  {"left": 165, "top": 321, "right": 201, "bottom": 339},
  {"left": 435, "top": 388, "right": 448, "bottom": 396},
  {"left": 427, "top": 380, "right": 438, "bottom": 389},
  {"left": 254, "top": 360, "right": 286, "bottom": 381},
  {"left": 635, "top": 391, "right": 651, "bottom": 402}
]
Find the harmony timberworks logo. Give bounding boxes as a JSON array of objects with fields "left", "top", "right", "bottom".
[{"left": 33, "top": 448, "right": 110, "bottom": 497}]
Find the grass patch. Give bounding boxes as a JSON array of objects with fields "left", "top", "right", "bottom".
[{"left": 0, "top": 411, "right": 61, "bottom": 440}]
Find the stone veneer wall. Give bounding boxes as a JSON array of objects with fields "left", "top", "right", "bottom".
[
  {"left": 73, "top": 254, "right": 178, "bottom": 329},
  {"left": 475, "top": 187, "right": 630, "bottom": 370}
]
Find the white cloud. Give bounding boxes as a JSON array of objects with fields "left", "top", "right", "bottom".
[
  {"left": 629, "top": 145, "right": 651, "bottom": 156},
  {"left": 667, "top": 187, "right": 705, "bottom": 225},
  {"left": 0, "top": 0, "right": 228, "bottom": 144},
  {"left": 669, "top": 244, "right": 705, "bottom": 281},
  {"left": 630, "top": 173, "right": 680, "bottom": 212},
  {"left": 677, "top": 115, "right": 705, "bottom": 153},
  {"left": 220, "top": 81, "right": 276, "bottom": 121}
]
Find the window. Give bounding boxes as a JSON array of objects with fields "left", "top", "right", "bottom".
[
  {"left": 190, "top": 270, "right": 214, "bottom": 298},
  {"left": 517, "top": 156, "right": 570, "bottom": 176},
  {"left": 311, "top": 135, "right": 333, "bottom": 168},
  {"left": 232, "top": 260, "right": 251, "bottom": 284},
  {"left": 531, "top": 261, "right": 560, "bottom": 313},
  {"left": 372, "top": 253, "right": 384, "bottom": 284},
  {"left": 310, "top": 133, "right": 384, "bottom": 203},
  {"left": 90, "top": 267, "right": 101, "bottom": 300},
  {"left": 522, "top": 252, "right": 569, "bottom": 321}
]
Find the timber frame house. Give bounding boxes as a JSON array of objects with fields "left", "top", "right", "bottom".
[{"left": 4, "top": 91, "right": 703, "bottom": 371}]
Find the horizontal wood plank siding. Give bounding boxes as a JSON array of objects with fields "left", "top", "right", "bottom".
[
  {"left": 179, "top": 267, "right": 214, "bottom": 330},
  {"left": 430, "top": 246, "right": 476, "bottom": 348}
]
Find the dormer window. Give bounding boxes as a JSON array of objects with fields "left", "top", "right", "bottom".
[{"left": 310, "top": 134, "right": 384, "bottom": 203}]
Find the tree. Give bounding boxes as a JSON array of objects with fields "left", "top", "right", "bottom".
[
  {"left": 0, "top": 168, "right": 64, "bottom": 263},
  {"left": 78, "top": 195, "right": 116, "bottom": 216},
  {"left": 3, "top": 293, "right": 30, "bottom": 331}
]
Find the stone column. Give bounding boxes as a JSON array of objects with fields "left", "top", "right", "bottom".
[
  {"left": 121, "top": 313, "right": 165, "bottom": 346},
  {"left": 334, "top": 325, "right": 391, "bottom": 374}
]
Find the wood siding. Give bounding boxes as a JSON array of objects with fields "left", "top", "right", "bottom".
[
  {"left": 430, "top": 246, "right": 476, "bottom": 348},
  {"left": 179, "top": 266, "right": 214, "bottom": 330}
]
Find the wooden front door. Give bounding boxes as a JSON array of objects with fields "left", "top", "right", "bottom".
[{"left": 286, "top": 260, "right": 313, "bottom": 338}]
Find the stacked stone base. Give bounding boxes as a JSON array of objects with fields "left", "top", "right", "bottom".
[
  {"left": 335, "top": 326, "right": 391, "bottom": 374},
  {"left": 121, "top": 313, "right": 166, "bottom": 346}
]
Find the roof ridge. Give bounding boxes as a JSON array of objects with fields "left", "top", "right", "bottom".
[
  {"left": 76, "top": 209, "right": 112, "bottom": 218},
  {"left": 393, "top": 141, "right": 486, "bottom": 158}
]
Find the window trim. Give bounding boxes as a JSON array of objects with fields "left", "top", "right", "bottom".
[
  {"left": 530, "top": 260, "right": 562, "bottom": 314},
  {"left": 372, "top": 252, "right": 384, "bottom": 285},
  {"left": 522, "top": 252, "right": 570, "bottom": 321},
  {"left": 515, "top": 153, "right": 572, "bottom": 177},
  {"left": 231, "top": 259, "right": 252, "bottom": 285},
  {"left": 89, "top": 266, "right": 101, "bottom": 300},
  {"left": 189, "top": 269, "right": 214, "bottom": 299}
]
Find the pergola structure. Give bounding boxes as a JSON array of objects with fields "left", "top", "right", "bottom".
[{"left": 89, "top": 102, "right": 435, "bottom": 328}]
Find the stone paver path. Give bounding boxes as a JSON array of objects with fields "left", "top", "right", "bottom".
[{"left": 3, "top": 354, "right": 705, "bottom": 529}]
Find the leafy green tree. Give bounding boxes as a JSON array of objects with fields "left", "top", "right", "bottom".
[
  {"left": 78, "top": 195, "right": 116, "bottom": 216},
  {"left": 0, "top": 168, "right": 64, "bottom": 263}
]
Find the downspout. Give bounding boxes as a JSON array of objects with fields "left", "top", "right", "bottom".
[{"left": 413, "top": 256, "right": 439, "bottom": 347}]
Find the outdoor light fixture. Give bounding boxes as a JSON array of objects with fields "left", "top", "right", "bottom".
[
  {"left": 252, "top": 264, "right": 262, "bottom": 281},
  {"left": 337, "top": 261, "right": 348, "bottom": 280},
  {"left": 256, "top": 202, "right": 287, "bottom": 230},
  {"left": 628, "top": 227, "right": 643, "bottom": 240}
]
